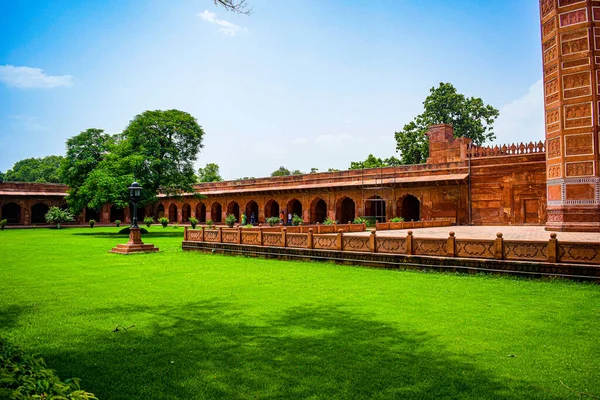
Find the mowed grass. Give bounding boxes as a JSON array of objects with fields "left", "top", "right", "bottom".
[{"left": 0, "top": 227, "right": 599, "bottom": 399}]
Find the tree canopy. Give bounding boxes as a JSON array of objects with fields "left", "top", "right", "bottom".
[
  {"left": 349, "top": 154, "right": 401, "bottom": 170},
  {"left": 64, "top": 110, "right": 205, "bottom": 213},
  {"left": 197, "top": 163, "right": 223, "bottom": 183},
  {"left": 271, "top": 166, "right": 291, "bottom": 177},
  {"left": 395, "top": 82, "right": 499, "bottom": 165},
  {"left": 3, "top": 156, "right": 64, "bottom": 183}
]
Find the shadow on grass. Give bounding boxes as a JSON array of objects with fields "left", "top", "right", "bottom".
[
  {"left": 44, "top": 301, "right": 555, "bottom": 400},
  {"left": 0, "top": 304, "right": 31, "bottom": 331}
]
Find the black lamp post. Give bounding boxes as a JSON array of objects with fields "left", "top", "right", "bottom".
[{"left": 128, "top": 181, "right": 142, "bottom": 228}]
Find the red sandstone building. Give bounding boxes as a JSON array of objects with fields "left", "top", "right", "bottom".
[{"left": 2, "top": 1, "right": 598, "bottom": 232}]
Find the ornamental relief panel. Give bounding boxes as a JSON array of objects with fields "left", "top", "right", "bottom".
[
  {"left": 562, "top": 57, "right": 589, "bottom": 70},
  {"left": 545, "top": 63, "right": 559, "bottom": 78},
  {"left": 546, "top": 108, "right": 561, "bottom": 133},
  {"left": 562, "top": 71, "right": 591, "bottom": 99},
  {"left": 547, "top": 137, "right": 561, "bottom": 159},
  {"left": 565, "top": 133, "right": 594, "bottom": 156},
  {"left": 548, "top": 164, "right": 562, "bottom": 179},
  {"left": 558, "top": 0, "right": 585, "bottom": 6},
  {"left": 546, "top": 78, "right": 559, "bottom": 104},
  {"left": 541, "top": 0, "right": 556, "bottom": 18},
  {"left": 594, "top": 7, "right": 600, "bottom": 21},
  {"left": 564, "top": 102, "right": 593, "bottom": 129},
  {"left": 560, "top": 29, "right": 589, "bottom": 56},
  {"left": 559, "top": 8, "right": 588, "bottom": 27},
  {"left": 543, "top": 37, "right": 557, "bottom": 52},
  {"left": 543, "top": 18, "right": 556, "bottom": 38},
  {"left": 544, "top": 45, "right": 558, "bottom": 64},
  {"left": 566, "top": 161, "right": 595, "bottom": 177}
]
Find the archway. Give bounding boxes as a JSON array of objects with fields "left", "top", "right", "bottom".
[
  {"left": 168, "top": 204, "right": 178, "bottom": 222},
  {"left": 85, "top": 208, "right": 98, "bottom": 222},
  {"left": 211, "top": 202, "right": 222, "bottom": 223},
  {"left": 365, "top": 195, "right": 386, "bottom": 222},
  {"left": 337, "top": 197, "right": 355, "bottom": 224},
  {"left": 264, "top": 199, "right": 280, "bottom": 219},
  {"left": 31, "top": 203, "right": 49, "bottom": 224},
  {"left": 196, "top": 202, "right": 206, "bottom": 223},
  {"left": 182, "top": 203, "right": 191, "bottom": 222},
  {"left": 156, "top": 203, "right": 165, "bottom": 219},
  {"left": 1, "top": 203, "right": 21, "bottom": 224},
  {"left": 245, "top": 200, "right": 259, "bottom": 223},
  {"left": 227, "top": 201, "right": 240, "bottom": 222},
  {"left": 110, "top": 205, "right": 124, "bottom": 222},
  {"left": 287, "top": 199, "right": 303, "bottom": 219},
  {"left": 400, "top": 195, "right": 420, "bottom": 222},
  {"left": 311, "top": 198, "right": 327, "bottom": 223}
]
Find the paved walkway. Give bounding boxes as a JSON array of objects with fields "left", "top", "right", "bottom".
[{"left": 349, "top": 225, "right": 600, "bottom": 243}]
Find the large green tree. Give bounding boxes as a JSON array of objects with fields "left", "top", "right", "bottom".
[
  {"left": 197, "top": 163, "right": 223, "bottom": 182},
  {"left": 4, "top": 156, "right": 64, "bottom": 183},
  {"left": 73, "top": 110, "right": 205, "bottom": 211},
  {"left": 395, "top": 82, "right": 499, "bottom": 165},
  {"left": 271, "top": 166, "right": 291, "bottom": 177},
  {"left": 61, "top": 128, "right": 115, "bottom": 213}
]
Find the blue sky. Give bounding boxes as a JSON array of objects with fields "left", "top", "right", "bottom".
[{"left": 0, "top": 0, "right": 543, "bottom": 179}]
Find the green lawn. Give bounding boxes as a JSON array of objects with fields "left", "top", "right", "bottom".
[{"left": 1, "top": 227, "right": 599, "bottom": 399}]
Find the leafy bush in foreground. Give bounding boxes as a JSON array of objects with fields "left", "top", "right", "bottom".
[
  {"left": 159, "top": 217, "right": 169, "bottom": 228},
  {"left": 390, "top": 217, "right": 405, "bottom": 222},
  {"left": 266, "top": 217, "right": 280, "bottom": 227},
  {"left": 0, "top": 337, "right": 97, "bottom": 399},
  {"left": 45, "top": 206, "right": 74, "bottom": 229},
  {"left": 323, "top": 217, "right": 337, "bottom": 225},
  {"left": 189, "top": 217, "right": 198, "bottom": 229},
  {"left": 225, "top": 214, "right": 236, "bottom": 228},
  {"left": 143, "top": 216, "right": 154, "bottom": 227},
  {"left": 352, "top": 216, "right": 366, "bottom": 225}
]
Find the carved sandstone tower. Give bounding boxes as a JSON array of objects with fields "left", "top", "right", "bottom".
[{"left": 541, "top": 0, "right": 600, "bottom": 231}]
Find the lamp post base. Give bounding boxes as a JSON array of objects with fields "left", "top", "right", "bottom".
[{"left": 110, "top": 227, "right": 159, "bottom": 254}]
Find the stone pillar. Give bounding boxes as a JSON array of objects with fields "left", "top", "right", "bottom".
[{"left": 541, "top": 0, "right": 600, "bottom": 231}]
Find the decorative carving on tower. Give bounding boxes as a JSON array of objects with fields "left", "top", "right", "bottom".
[{"left": 541, "top": 0, "right": 600, "bottom": 231}]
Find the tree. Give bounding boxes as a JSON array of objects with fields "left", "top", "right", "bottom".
[
  {"left": 214, "top": 0, "right": 252, "bottom": 14},
  {"left": 327, "top": 168, "right": 340, "bottom": 173},
  {"left": 394, "top": 82, "right": 499, "bottom": 165},
  {"left": 291, "top": 169, "right": 303, "bottom": 175},
  {"left": 45, "top": 206, "right": 74, "bottom": 229},
  {"left": 310, "top": 168, "right": 319, "bottom": 174},
  {"left": 271, "top": 166, "right": 291, "bottom": 177},
  {"left": 349, "top": 154, "right": 401, "bottom": 170},
  {"left": 61, "top": 129, "right": 115, "bottom": 214},
  {"left": 0, "top": 171, "right": 4, "bottom": 183},
  {"left": 4, "top": 156, "right": 64, "bottom": 183},
  {"left": 197, "top": 163, "right": 223, "bottom": 182}
]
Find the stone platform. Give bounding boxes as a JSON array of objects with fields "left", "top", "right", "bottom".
[{"left": 110, "top": 227, "right": 159, "bottom": 254}]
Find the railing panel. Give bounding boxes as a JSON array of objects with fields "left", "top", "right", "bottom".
[
  {"left": 204, "top": 229, "right": 219, "bottom": 242},
  {"left": 263, "top": 232, "right": 283, "bottom": 247},
  {"left": 558, "top": 242, "right": 600, "bottom": 264},
  {"left": 222, "top": 230, "right": 239, "bottom": 243},
  {"left": 241, "top": 230, "right": 260, "bottom": 245},
  {"left": 342, "top": 236, "right": 370, "bottom": 252},
  {"left": 287, "top": 233, "right": 308, "bottom": 248},
  {"left": 504, "top": 241, "right": 547, "bottom": 261},
  {"left": 376, "top": 237, "right": 406, "bottom": 254},
  {"left": 455, "top": 239, "right": 495, "bottom": 259},
  {"left": 313, "top": 234, "right": 337, "bottom": 250},
  {"left": 413, "top": 238, "right": 447, "bottom": 256},
  {"left": 187, "top": 229, "right": 202, "bottom": 241}
]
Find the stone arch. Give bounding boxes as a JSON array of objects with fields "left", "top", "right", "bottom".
[
  {"left": 310, "top": 198, "right": 327, "bottom": 223},
  {"left": 364, "top": 195, "right": 386, "bottom": 222},
  {"left": 245, "top": 200, "right": 259, "bottom": 222},
  {"left": 85, "top": 208, "right": 98, "bottom": 222},
  {"left": 196, "top": 202, "right": 206, "bottom": 223},
  {"left": 286, "top": 198, "right": 303, "bottom": 219},
  {"left": 1, "top": 202, "right": 21, "bottom": 224},
  {"left": 336, "top": 196, "right": 356, "bottom": 224},
  {"left": 211, "top": 201, "right": 222, "bottom": 223},
  {"left": 227, "top": 201, "right": 240, "bottom": 222},
  {"left": 110, "top": 205, "right": 124, "bottom": 222},
  {"left": 181, "top": 203, "right": 191, "bottom": 222},
  {"left": 264, "top": 199, "right": 280, "bottom": 219},
  {"left": 31, "top": 203, "right": 49, "bottom": 224},
  {"left": 168, "top": 203, "right": 178, "bottom": 222},
  {"left": 398, "top": 194, "right": 420, "bottom": 222},
  {"left": 156, "top": 203, "right": 165, "bottom": 219}
]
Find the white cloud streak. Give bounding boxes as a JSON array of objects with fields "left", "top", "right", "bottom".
[
  {"left": 198, "top": 10, "right": 247, "bottom": 36},
  {"left": 0, "top": 65, "right": 73, "bottom": 89}
]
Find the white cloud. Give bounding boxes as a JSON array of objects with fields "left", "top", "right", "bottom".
[
  {"left": 292, "top": 137, "right": 308, "bottom": 144},
  {"left": 0, "top": 65, "right": 73, "bottom": 89},
  {"left": 492, "top": 80, "right": 544, "bottom": 145},
  {"left": 198, "top": 10, "right": 247, "bottom": 36}
]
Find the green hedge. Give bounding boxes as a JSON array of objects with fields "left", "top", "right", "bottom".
[{"left": 0, "top": 337, "right": 97, "bottom": 399}]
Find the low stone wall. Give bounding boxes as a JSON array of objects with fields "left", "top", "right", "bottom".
[
  {"left": 184, "top": 227, "right": 600, "bottom": 267},
  {"left": 375, "top": 220, "right": 452, "bottom": 230}
]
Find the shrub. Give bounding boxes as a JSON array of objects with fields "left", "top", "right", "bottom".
[
  {"left": 89, "top": 219, "right": 95, "bottom": 228},
  {"left": 143, "top": 216, "right": 154, "bottom": 227},
  {"left": 45, "top": 206, "right": 74, "bottom": 229},
  {"left": 390, "top": 217, "right": 405, "bottom": 223},
  {"left": 159, "top": 217, "right": 169, "bottom": 228},
  {"left": 292, "top": 214, "right": 303, "bottom": 226},
  {"left": 0, "top": 219, "right": 6, "bottom": 231},
  {"left": 115, "top": 219, "right": 121, "bottom": 227},
  {"left": 189, "top": 217, "right": 198, "bottom": 229},
  {"left": 207, "top": 219, "right": 214, "bottom": 228},
  {"left": 352, "top": 216, "right": 367, "bottom": 225},
  {"left": 243, "top": 224, "right": 253, "bottom": 228},
  {"left": 225, "top": 214, "right": 236, "bottom": 228},
  {"left": 323, "top": 217, "right": 337, "bottom": 225},
  {"left": 266, "top": 216, "right": 280, "bottom": 227},
  {"left": 0, "top": 337, "right": 97, "bottom": 399}
]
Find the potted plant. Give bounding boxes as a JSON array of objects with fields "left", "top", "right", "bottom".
[
  {"left": 115, "top": 219, "right": 121, "bottom": 228},
  {"left": 89, "top": 219, "right": 95, "bottom": 228},
  {"left": 0, "top": 219, "right": 7, "bottom": 231},
  {"left": 159, "top": 217, "right": 169, "bottom": 228},
  {"left": 225, "top": 214, "right": 236, "bottom": 228},
  {"left": 143, "top": 216, "right": 154, "bottom": 227},
  {"left": 189, "top": 217, "right": 198, "bottom": 229}
]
